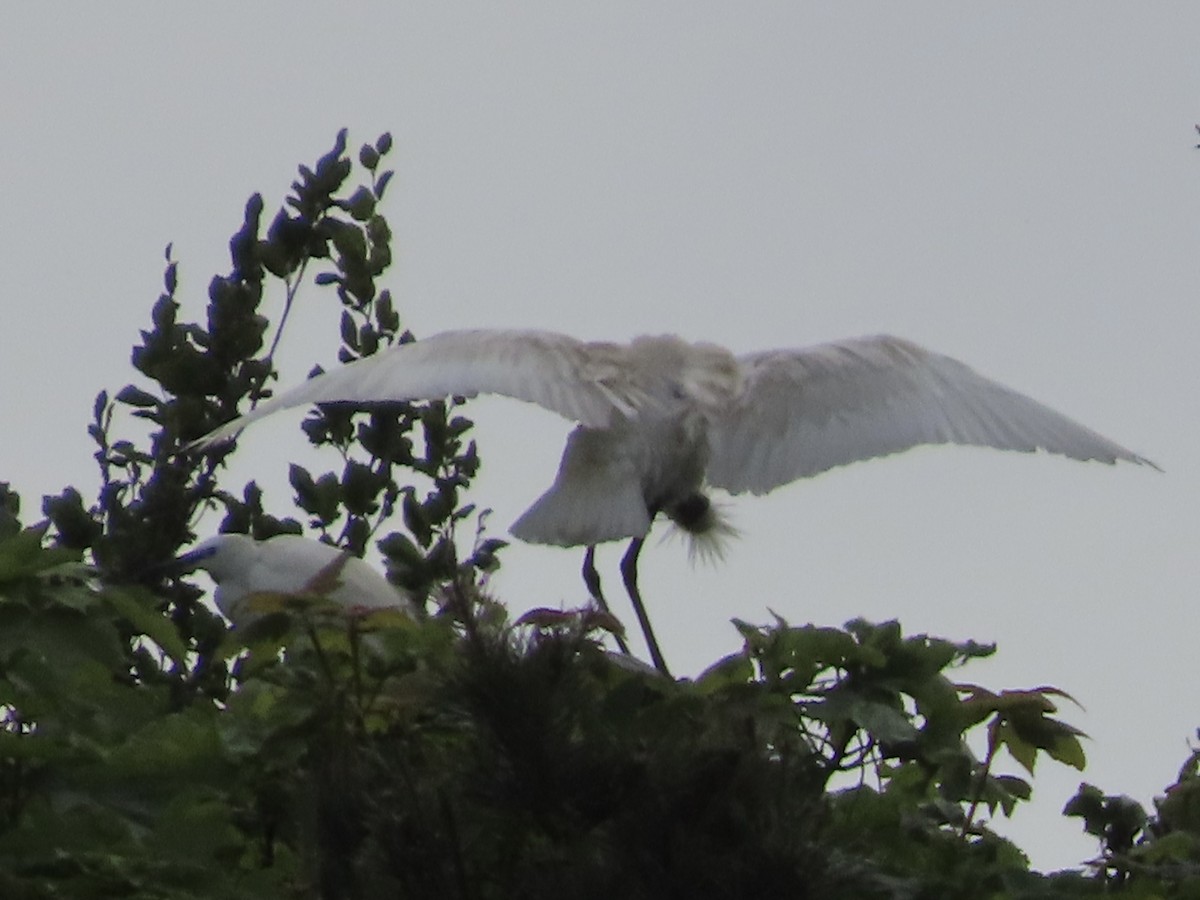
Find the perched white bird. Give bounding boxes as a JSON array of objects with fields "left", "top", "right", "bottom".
[
  {"left": 190, "top": 329, "right": 1156, "bottom": 672},
  {"left": 171, "top": 533, "right": 416, "bottom": 628}
]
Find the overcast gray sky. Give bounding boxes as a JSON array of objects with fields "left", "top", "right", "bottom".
[{"left": 2, "top": 4, "right": 1195, "bottom": 871}]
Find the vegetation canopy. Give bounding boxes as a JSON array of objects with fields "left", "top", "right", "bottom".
[{"left": 1, "top": 131, "right": 1195, "bottom": 898}]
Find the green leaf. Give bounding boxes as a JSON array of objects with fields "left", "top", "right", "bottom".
[
  {"left": 375, "top": 290, "right": 399, "bottom": 333},
  {"left": 103, "top": 707, "right": 224, "bottom": 783},
  {"left": 1045, "top": 728, "right": 1087, "bottom": 771},
  {"left": 1063, "top": 782, "right": 1106, "bottom": 828},
  {"left": 114, "top": 384, "right": 159, "bottom": 408},
  {"left": 341, "top": 460, "right": 382, "bottom": 516},
  {"left": 302, "top": 550, "right": 352, "bottom": 599},
  {"left": 995, "top": 720, "right": 1038, "bottom": 775},
  {"left": 0, "top": 527, "right": 76, "bottom": 584},
  {"left": 43, "top": 488, "right": 102, "bottom": 551},
  {"left": 993, "top": 774, "right": 1032, "bottom": 801},
  {"left": 289, "top": 464, "right": 341, "bottom": 525},
  {"left": 339, "top": 310, "right": 358, "bottom": 349},
  {"left": 401, "top": 491, "right": 432, "bottom": 547},
  {"left": 100, "top": 585, "right": 189, "bottom": 664},
  {"left": 289, "top": 463, "right": 317, "bottom": 507},
  {"left": 343, "top": 185, "right": 376, "bottom": 221},
  {"left": 326, "top": 218, "right": 367, "bottom": 262},
  {"left": 695, "top": 652, "right": 754, "bottom": 692},
  {"left": 849, "top": 698, "right": 919, "bottom": 744},
  {"left": 379, "top": 532, "right": 422, "bottom": 566},
  {"left": 0, "top": 484, "right": 20, "bottom": 538},
  {"left": 0, "top": 729, "right": 89, "bottom": 764}
]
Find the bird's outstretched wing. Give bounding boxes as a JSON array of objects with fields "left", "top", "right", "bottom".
[
  {"left": 705, "top": 335, "right": 1157, "bottom": 495},
  {"left": 191, "top": 329, "right": 649, "bottom": 448}
]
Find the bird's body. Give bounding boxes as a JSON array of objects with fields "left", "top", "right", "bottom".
[
  {"left": 173, "top": 533, "right": 415, "bottom": 627},
  {"left": 511, "top": 403, "right": 717, "bottom": 549},
  {"left": 191, "top": 328, "right": 1156, "bottom": 671}
]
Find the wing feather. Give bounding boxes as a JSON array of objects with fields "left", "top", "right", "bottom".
[
  {"left": 510, "top": 426, "right": 653, "bottom": 546},
  {"left": 706, "top": 335, "right": 1156, "bottom": 495},
  {"left": 191, "top": 329, "right": 646, "bottom": 448}
]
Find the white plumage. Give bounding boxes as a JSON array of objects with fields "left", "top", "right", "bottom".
[
  {"left": 191, "top": 329, "right": 1155, "bottom": 671},
  {"left": 173, "top": 533, "right": 416, "bottom": 628}
]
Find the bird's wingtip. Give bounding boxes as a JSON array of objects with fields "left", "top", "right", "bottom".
[
  {"left": 184, "top": 420, "right": 244, "bottom": 453},
  {"left": 1134, "top": 453, "right": 1164, "bottom": 473}
]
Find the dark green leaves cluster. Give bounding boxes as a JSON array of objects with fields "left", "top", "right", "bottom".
[
  {"left": 0, "top": 522, "right": 241, "bottom": 898},
  {"left": 35, "top": 130, "right": 497, "bottom": 707},
  {"left": 6, "top": 517, "right": 1195, "bottom": 899},
  {"left": 1060, "top": 734, "right": 1200, "bottom": 889}
]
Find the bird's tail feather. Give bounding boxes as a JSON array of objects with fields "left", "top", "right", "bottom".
[
  {"left": 511, "top": 425, "right": 654, "bottom": 547},
  {"left": 511, "top": 479, "right": 651, "bottom": 548},
  {"left": 662, "top": 494, "right": 739, "bottom": 565}
]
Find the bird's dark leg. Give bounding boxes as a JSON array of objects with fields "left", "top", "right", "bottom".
[
  {"left": 583, "top": 546, "right": 632, "bottom": 655},
  {"left": 619, "top": 537, "right": 671, "bottom": 677}
]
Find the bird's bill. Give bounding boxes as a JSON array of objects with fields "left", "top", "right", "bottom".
[{"left": 146, "top": 544, "right": 218, "bottom": 579}]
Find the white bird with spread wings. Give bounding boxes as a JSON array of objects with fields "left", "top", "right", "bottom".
[{"left": 191, "top": 329, "right": 1156, "bottom": 674}]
